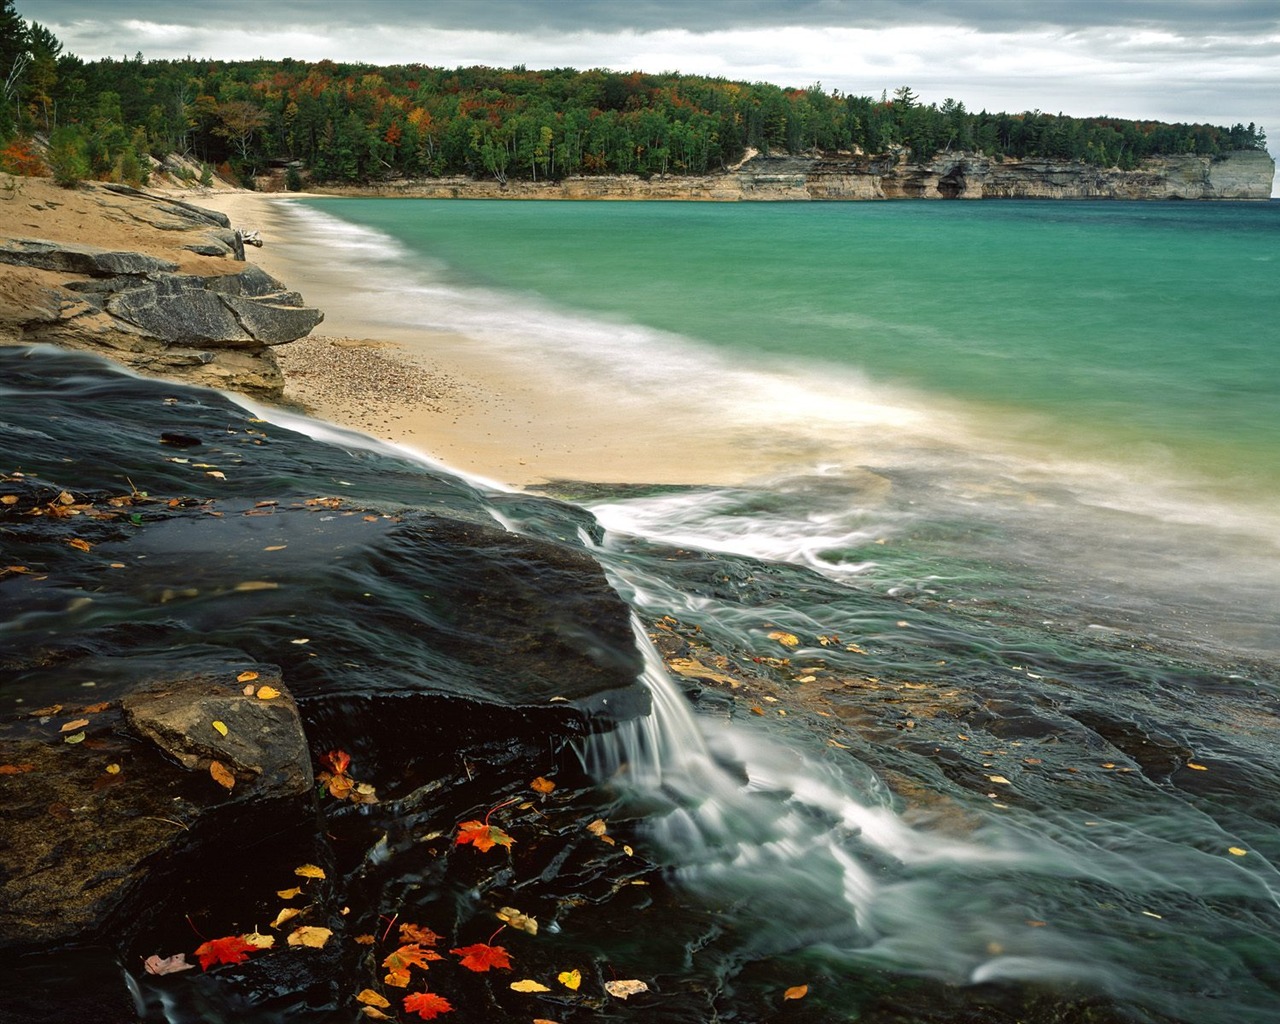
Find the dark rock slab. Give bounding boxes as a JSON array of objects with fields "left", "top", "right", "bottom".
[
  {"left": 122, "top": 670, "right": 313, "bottom": 799},
  {"left": 0, "top": 237, "right": 178, "bottom": 276}
]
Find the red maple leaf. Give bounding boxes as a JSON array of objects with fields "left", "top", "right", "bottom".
[
  {"left": 450, "top": 942, "right": 512, "bottom": 972},
  {"left": 403, "top": 990, "right": 454, "bottom": 1019},
  {"left": 193, "top": 934, "right": 256, "bottom": 970},
  {"left": 455, "top": 820, "right": 514, "bottom": 853}
]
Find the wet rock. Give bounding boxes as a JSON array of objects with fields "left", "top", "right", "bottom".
[{"left": 122, "top": 670, "right": 313, "bottom": 799}]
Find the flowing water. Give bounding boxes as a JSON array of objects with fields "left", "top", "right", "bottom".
[
  {"left": 283, "top": 196, "right": 1280, "bottom": 1023},
  {"left": 6, "top": 196, "right": 1280, "bottom": 1022}
]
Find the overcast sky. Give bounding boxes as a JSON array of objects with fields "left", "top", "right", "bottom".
[{"left": 17, "top": 0, "right": 1279, "bottom": 192}]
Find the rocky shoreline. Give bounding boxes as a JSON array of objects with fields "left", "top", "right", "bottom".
[
  {"left": 0, "top": 179, "right": 323, "bottom": 397},
  {"left": 309, "top": 148, "right": 1275, "bottom": 202}
]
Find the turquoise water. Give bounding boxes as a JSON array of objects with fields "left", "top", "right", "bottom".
[
  {"left": 271, "top": 198, "right": 1280, "bottom": 1023},
  {"left": 314, "top": 198, "right": 1280, "bottom": 496}
]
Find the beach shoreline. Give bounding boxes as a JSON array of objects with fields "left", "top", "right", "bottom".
[{"left": 185, "top": 189, "right": 798, "bottom": 490}]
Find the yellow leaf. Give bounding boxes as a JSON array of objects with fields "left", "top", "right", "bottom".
[
  {"left": 263, "top": 545, "right": 287, "bottom": 551},
  {"left": 257, "top": 685, "right": 282, "bottom": 700},
  {"left": 212, "top": 720, "right": 228, "bottom": 737},
  {"left": 383, "top": 967, "right": 411, "bottom": 988},
  {"left": 530, "top": 776, "right": 556, "bottom": 794},
  {"left": 205, "top": 471, "right": 226, "bottom": 480},
  {"left": 1187, "top": 762, "right": 1208, "bottom": 771},
  {"left": 356, "top": 989, "right": 391, "bottom": 1008},
  {"left": 510, "top": 980, "right": 551, "bottom": 993},
  {"left": 64, "top": 731, "right": 85, "bottom": 745},
  {"left": 767, "top": 630, "right": 800, "bottom": 647},
  {"left": 604, "top": 979, "right": 648, "bottom": 999},
  {"left": 290, "top": 638, "right": 310, "bottom": 645},
  {"left": 241, "top": 930, "right": 276, "bottom": 949},
  {"left": 276, "top": 887, "right": 302, "bottom": 899},
  {"left": 270, "top": 907, "right": 302, "bottom": 929},
  {"left": 1229, "top": 847, "right": 1248, "bottom": 857},
  {"left": 237, "top": 670, "right": 259, "bottom": 683},
  {"left": 586, "top": 818, "right": 608, "bottom": 838},
  {"left": 988, "top": 775, "right": 1011, "bottom": 785},
  {"left": 294, "top": 863, "right": 326, "bottom": 879},
  {"left": 67, "top": 537, "right": 92, "bottom": 552},
  {"left": 361, "top": 1008, "right": 393, "bottom": 1020},
  {"left": 105, "top": 763, "right": 121, "bottom": 775},
  {"left": 286, "top": 926, "right": 332, "bottom": 948},
  {"left": 209, "top": 760, "right": 236, "bottom": 790},
  {"left": 783, "top": 984, "right": 809, "bottom": 1001},
  {"left": 496, "top": 906, "right": 538, "bottom": 935},
  {"left": 557, "top": 969, "right": 581, "bottom": 991},
  {"left": 60, "top": 718, "right": 90, "bottom": 733}
]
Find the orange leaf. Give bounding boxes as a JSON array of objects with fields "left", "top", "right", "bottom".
[
  {"left": 399, "top": 923, "right": 444, "bottom": 947},
  {"left": 356, "top": 989, "right": 390, "bottom": 1008},
  {"left": 403, "top": 991, "right": 453, "bottom": 1019},
  {"left": 384, "top": 967, "right": 411, "bottom": 989},
  {"left": 530, "top": 776, "right": 556, "bottom": 794},
  {"left": 455, "top": 820, "right": 514, "bottom": 853},
  {"left": 67, "top": 537, "right": 92, "bottom": 552},
  {"left": 783, "top": 984, "right": 809, "bottom": 1000},
  {"left": 382, "top": 943, "right": 443, "bottom": 973},
  {"left": 237, "top": 670, "right": 259, "bottom": 683},
  {"left": 209, "top": 760, "right": 236, "bottom": 791},
  {"left": 60, "top": 718, "right": 90, "bottom": 733},
  {"left": 320, "top": 749, "right": 351, "bottom": 775},
  {"left": 451, "top": 942, "right": 512, "bottom": 972},
  {"left": 0, "top": 763, "right": 35, "bottom": 775},
  {"left": 193, "top": 935, "right": 256, "bottom": 970}
]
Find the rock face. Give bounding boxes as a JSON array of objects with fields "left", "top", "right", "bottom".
[
  {"left": 319, "top": 149, "right": 1274, "bottom": 202},
  {"left": 0, "top": 180, "right": 322, "bottom": 397}
]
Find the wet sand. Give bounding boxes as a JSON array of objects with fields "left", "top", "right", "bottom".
[{"left": 187, "top": 190, "right": 786, "bottom": 489}]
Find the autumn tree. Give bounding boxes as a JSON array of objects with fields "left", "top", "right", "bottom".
[{"left": 213, "top": 98, "right": 268, "bottom": 164}]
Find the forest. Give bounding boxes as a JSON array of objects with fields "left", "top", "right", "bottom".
[{"left": 0, "top": 0, "right": 1269, "bottom": 188}]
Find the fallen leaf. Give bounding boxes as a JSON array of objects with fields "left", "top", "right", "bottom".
[
  {"left": 510, "top": 979, "right": 551, "bottom": 993},
  {"left": 0, "top": 763, "right": 36, "bottom": 775},
  {"left": 403, "top": 991, "right": 453, "bottom": 1019},
  {"left": 455, "top": 820, "right": 514, "bottom": 852},
  {"left": 60, "top": 718, "right": 90, "bottom": 733},
  {"left": 530, "top": 775, "right": 556, "bottom": 795},
  {"left": 399, "top": 923, "right": 443, "bottom": 947},
  {"left": 354, "top": 934, "right": 376, "bottom": 945},
  {"left": 1187, "top": 762, "right": 1208, "bottom": 771},
  {"left": 384, "top": 968, "right": 411, "bottom": 989},
  {"left": 257, "top": 685, "right": 282, "bottom": 699},
  {"left": 237, "top": 670, "right": 259, "bottom": 683},
  {"left": 767, "top": 630, "right": 800, "bottom": 647},
  {"left": 988, "top": 775, "right": 1011, "bottom": 785},
  {"left": 277, "top": 887, "right": 302, "bottom": 899},
  {"left": 27, "top": 704, "right": 62, "bottom": 717},
  {"left": 557, "top": 969, "right": 581, "bottom": 991},
  {"left": 67, "top": 537, "right": 92, "bottom": 552},
  {"left": 357, "top": 989, "right": 391, "bottom": 1008},
  {"left": 294, "top": 863, "right": 326, "bottom": 879},
  {"left": 193, "top": 935, "right": 256, "bottom": 970},
  {"left": 451, "top": 942, "right": 512, "bottom": 973},
  {"left": 240, "top": 930, "right": 275, "bottom": 950},
  {"left": 783, "top": 984, "right": 809, "bottom": 1001},
  {"left": 320, "top": 749, "right": 351, "bottom": 775},
  {"left": 361, "top": 1009, "right": 393, "bottom": 1020},
  {"left": 604, "top": 979, "right": 649, "bottom": 999},
  {"left": 286, "top": 926, "right": 332, "bottom": 948},
  {"left": 206, "top": 471, "right": 226, "bottom": 480},
  {"left": 269, "top": 907, "right": 302, "bottom": 929},
  {"left": 143, "top": 953, "right": 195, "bottom": 975},
  {"left": 243, "top": 684, "right": 255, "bottom": 696},
  {"left": 264, "top": 544, "right": 287, "bottom": 551},
  {"left": 290, "top": 638, "right": 310, "bottom": 645},
  {"left": 496, "top": 906, "right": 537, "bottom": 935},
  {"left": 585, "top": 818, "right": 609, "bottom": 838},
  {"left": 212, "top": 720, "right": 228, "bottom": 737},
  {"left": 82, "top": 701, "right": 109, "bottom": 713},
  {"left": 383, "top": 944, "right": 443, "bottom": 973},
  {"left": 209, "top": 760, "right": 236, "bottom": 790},
  {"left": 64, "top": 731, "right": 86, "bottom": 745},
  {"left": 1229, "top": 847, "right": 1248, "bottom": 857}
]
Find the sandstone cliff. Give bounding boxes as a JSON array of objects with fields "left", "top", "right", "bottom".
[
  {"left": 0, "top": 179, "right": 323, "bottom": 397},
  {"left": 313, "top": 149, "right": 1274, "bottom": 202}
]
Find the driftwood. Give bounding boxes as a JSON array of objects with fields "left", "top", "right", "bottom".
[{"left": 236, "top": 227, "right": 263, "bottom": 247}]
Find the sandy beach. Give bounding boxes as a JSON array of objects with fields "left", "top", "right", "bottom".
[{"left": 184, "top": 189, "right": 791, "bottom": 490}]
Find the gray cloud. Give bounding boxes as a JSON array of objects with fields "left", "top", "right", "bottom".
[{"left": 16, "top": 0, "right": 1280, "bottom": 35}]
